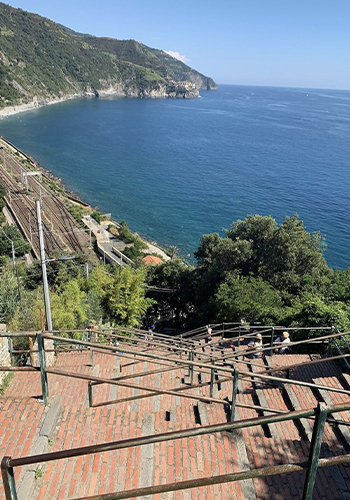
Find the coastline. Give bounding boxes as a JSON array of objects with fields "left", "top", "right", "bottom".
[
  {"left": 0, "top": 84, "right": 201, "bottom": 120},
  {"left": 0, "top": 95, "right": 80, "bottom": 120},
  {"left": 0, "top": 134, "right": 172, "bottom": 262}
]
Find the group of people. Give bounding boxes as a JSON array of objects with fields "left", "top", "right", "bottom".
[
  {"left": 245, "top": 330, "right": 291, "bottom": 358},
  {"left": 145, "top": 323, "right": 291, "bottom": 359}
]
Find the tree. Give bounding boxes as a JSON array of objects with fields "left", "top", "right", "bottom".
[
  {"left": 191, "top": 214, "right": 332, "bottom": 326},
  {"left": 0, "top": 270, "right": 20, "bottom": 322},
  {"left": 226, "top": 214, "right": 277, "bottom": 276},
  {"left": 8, "top": 287, "right": 44, "bottom": 331},
  {"left": 167, "top": 246, "right": 179, "bottom": 261},
  {"left": 213, "top": 274, "right": 282, "bottom": 324},
  {"left": 0, "top": 225, "right": 31, "bottom": 257},
  {"left": 103, "top": 266, "right": 153, "bottom": 327},
  {"left": 145, "top": 258, "right": 195, "bottom": 327},
  {"left": 262, "top": 215, "right": 329, "bottom": 294},
  {"left": 284, "top": 292, "right": 350, "bottom": 336},
  {"left": 50, "top": 279, "right": 87, "bottom": 330}
]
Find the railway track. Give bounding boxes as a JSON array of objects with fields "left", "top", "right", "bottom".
[{"left": 0, "top": 144, "right": 90, "bottom": 259}]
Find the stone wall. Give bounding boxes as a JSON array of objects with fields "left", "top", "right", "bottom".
[
  {"left": 32, "top": 336, "right": 56, "bottom": 367},
  {"left": 0, "top": 323, "right": 11, "bottom": 384},
  {"left": 0, "top": 326, "right": 55, "bottom": 386}
]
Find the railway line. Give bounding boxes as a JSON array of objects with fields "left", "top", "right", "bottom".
[{"left": 0, "top": 141, "right": 90, "bottom": 259}]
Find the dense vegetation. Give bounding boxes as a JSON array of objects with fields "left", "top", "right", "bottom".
[
  {"left": 0, "top": 2, "right": 217, "bottom": 107},
  {"left": 1, "top": 207, "right": 350, "bottom": 337},
  {"left": 146, "top": 215, "right": 350, "bottom": 334}
]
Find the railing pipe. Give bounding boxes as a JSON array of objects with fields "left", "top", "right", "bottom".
[
  {"left": 238, "top": 369, "right": 350, "bottom": 397},
  {"left": 43, "top": 333, "right": 236, "bottom": 376},
  {"left": 0, "top": 366, "right": 38, "bottom": 372},
  {"left": 340, "top": 334, "right": 350, "bottom": 353},
  {"left": 5, "top": 406, "right": 320, "bottom": 468},
  {"left": 331, "top": 341, "right": 350, "bottom": 372},
  {"left": 90, "top": 365, "right": 178, "bottom": 387},
  {"left": 46, "top": 367, "right": 228, "bottom": 407},
  {"left": 259, "top": 352, "right": 350, "bottom": 376},
  {"left": 7, "top": 403, "right": 350, "bottom": 470}
]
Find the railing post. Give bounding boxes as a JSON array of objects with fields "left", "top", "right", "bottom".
[
  {"left": 210, "top": 367, "right": 215, "bottom": 398},
  {"left": 179, "top": 335, "right": 183, "bottom": 359},
  {"left": 88, "top": 381, "right": 93, "bottom": 407},
  {"left": 222, "top": 323, "right": 225, "bottom": 340},
  {"left": 327, "top": 338, "right": 333, "bottom": 357},
  {"left": 1, "top": 456, "right": 18, "bottom": 500},
  {"left": 90, "top": 346, "right": 93, "bottom": 367},
  {"left": 186, "top": 350, "right": 191, "bottom": 376},
  {"left": 37, "top": 333, "right": 48, "bottom": 404},
  {"left": 302, "top": 402, "right": 328, "bottom": 500},
  {"left": 230, "top": 368, "right": 239, "bottom": 422},
  {"left": 238, "top": 326, "right": 241, "bottom": 347},
  {"left": 190, "top": 350, "right": 194, "bottom": 385},
  {"left": 270, "top": 327, "right": 275, "bottom": 353},
  {"left": 327, "top": 326, "right": 335, "bottom": 356}
]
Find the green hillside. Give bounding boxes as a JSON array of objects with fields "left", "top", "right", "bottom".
[
  {"left": 82, "top": 37, "right": 218, "bottom": 91},
  {"left": 0, "top": 2, "right": 217, "bottom": 108}
]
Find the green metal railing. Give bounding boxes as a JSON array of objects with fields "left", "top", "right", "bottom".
[{"left": 2, "top": 326, "right": 350, "bottom": 499}]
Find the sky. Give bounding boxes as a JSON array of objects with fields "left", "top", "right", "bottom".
[{"left": 6, "top": 0, "right": 350, "bottom": 90}]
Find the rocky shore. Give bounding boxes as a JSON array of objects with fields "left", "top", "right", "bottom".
[{"left": 0, "top": 81, "right": 199, "bottom": 120}]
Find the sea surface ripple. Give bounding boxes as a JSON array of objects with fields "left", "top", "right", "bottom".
[{"left": 0, "top": 84, "right": 349, "bottom": 269}]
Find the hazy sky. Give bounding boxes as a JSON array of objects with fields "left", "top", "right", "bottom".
[{"left": 7, "top": 0, "right": 350, "bottom": 90}]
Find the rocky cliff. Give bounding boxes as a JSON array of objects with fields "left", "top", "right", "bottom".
[{"left": 0, "top": 2, "right": 217, "bottom": 109}]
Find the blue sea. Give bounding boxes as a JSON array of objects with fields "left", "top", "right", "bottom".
[{"left": 1, "top": 85, "right": 350, "bottom": 269}]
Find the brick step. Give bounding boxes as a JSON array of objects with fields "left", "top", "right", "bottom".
[
  {"left": 28, "top": 356, "right": 246, "bottom": 500},
  {"left": 4, "top": 348, "right": 350, "bottom": 499},
  {"left": 0, "top": 395, "right": 62, "bottom": 500},
  {"left": 314, "top": 376, "right": 350, "bottom": 448},
  {"left": 283, "top": 383, "right": 350, "bottom": 499}
]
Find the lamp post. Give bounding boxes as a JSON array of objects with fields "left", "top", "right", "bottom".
[{"left": 36, "top": 200, "right": 75, "bottom": 331}]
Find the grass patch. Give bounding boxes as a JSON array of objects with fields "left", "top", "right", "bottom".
[{"left": 0, "top": 372, "right": 14, "bottom": 395}]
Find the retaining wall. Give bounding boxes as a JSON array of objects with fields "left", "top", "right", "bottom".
[{"left": 0, "top": 323, "right": 11, "bottom": 384}]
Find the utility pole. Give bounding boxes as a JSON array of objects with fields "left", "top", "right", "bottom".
[
  {"left": 11, "top": 241, "right": 22, "bottom": 304},
  {"left": 36, "top": 200, "right": 53, "bottom": 331}
]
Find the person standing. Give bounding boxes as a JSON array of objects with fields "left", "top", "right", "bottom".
[{"left": 146, "top": 324, "right": 155, "bottom": 342}]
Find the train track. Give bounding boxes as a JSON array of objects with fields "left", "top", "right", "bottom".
[{"left": 0, "top": 144, "right": 90, "bottom": 259}]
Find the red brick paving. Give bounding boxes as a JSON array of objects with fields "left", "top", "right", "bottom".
[{"left": 1, "top": 348, "right": 350, "bottom": 499}]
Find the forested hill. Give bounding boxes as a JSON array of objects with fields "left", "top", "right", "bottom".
[{"left": 0, "top": 2, "right": 218, "bottom": 108}]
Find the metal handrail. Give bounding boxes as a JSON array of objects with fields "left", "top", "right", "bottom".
[
  {"left": 2, "top": 402, "right": 350, "bottom": 500},
  {"left": 2, "top": 327, "right": 350, "bottom": 500}
]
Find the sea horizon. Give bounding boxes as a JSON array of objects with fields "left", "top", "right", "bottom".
[{"left": 0, "top": 84, "right": 349, "bottom": 270}]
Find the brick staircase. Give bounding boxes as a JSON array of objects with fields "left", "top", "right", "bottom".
[{"left": 1, "top": 345, "right": 350, "bottom": 500}]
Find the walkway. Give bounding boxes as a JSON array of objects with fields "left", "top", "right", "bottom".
[{"left": 1, "top": 339, "right": 350, "bottom": 499}]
